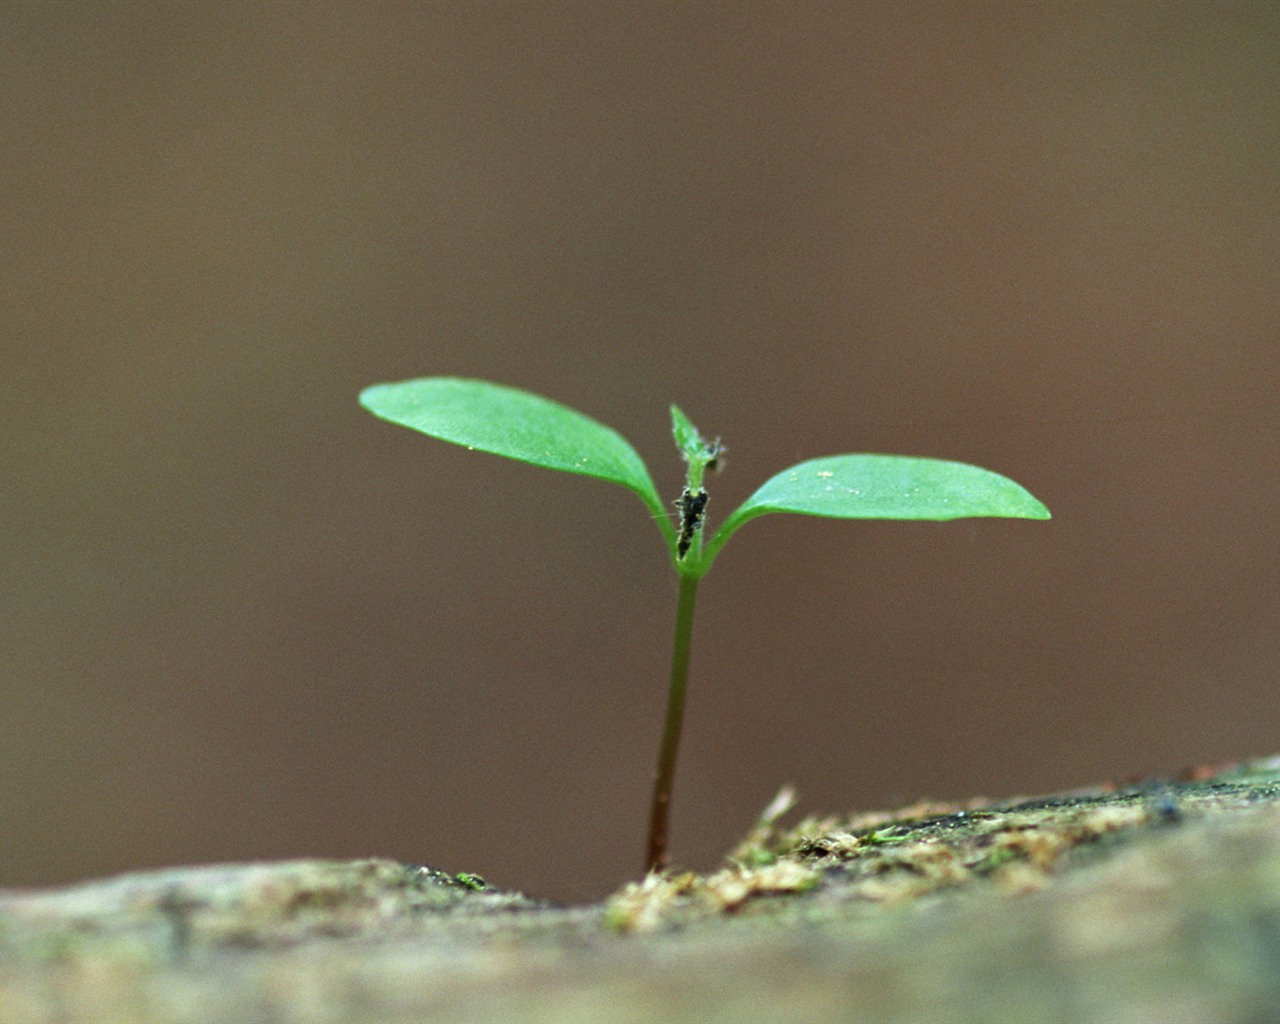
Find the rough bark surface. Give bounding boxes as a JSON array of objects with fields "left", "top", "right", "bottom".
[{"left": 3, "top": 758, "right": 1280, "bottom": 1023}]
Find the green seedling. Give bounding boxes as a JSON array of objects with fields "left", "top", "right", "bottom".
[{"left": 359, "top": 377, "right": 1050, "bottom": 875}]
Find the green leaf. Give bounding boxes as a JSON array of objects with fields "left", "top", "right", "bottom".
[
  {"left": 670, "top": 404, "right": 703, "bottom": 462},
  {"left": 670, "top": 403, "right": 721, "bottom": 494},
  {"left": 360, "top": 378, "right": 671, "bottom": 535},
  {"left": 704, "top": 454, "right": 1050, "bottom": 566}
]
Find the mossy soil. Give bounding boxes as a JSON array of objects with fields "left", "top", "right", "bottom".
[{"left": 4, "top": 757, "right": 1280, "bottom": 1023}]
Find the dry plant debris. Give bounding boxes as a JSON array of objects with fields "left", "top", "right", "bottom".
[{"left": 606, "top": 756, "right": 1280, "bottom": 931}]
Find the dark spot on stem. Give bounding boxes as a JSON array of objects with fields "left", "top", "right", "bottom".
[{"left": 676, "top": 488, "right": 709, "bottom": 558}]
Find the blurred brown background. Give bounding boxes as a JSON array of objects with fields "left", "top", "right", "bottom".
[{"left": 3, "top": 1, "right": 1279, "bottom": 902}]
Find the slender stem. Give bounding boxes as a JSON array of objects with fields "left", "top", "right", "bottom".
[{"left": 645, "top": 569, "right": 701, "bottom": 874}]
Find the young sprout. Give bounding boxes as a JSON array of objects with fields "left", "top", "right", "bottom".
[{"left": 360, "top": 377, "right": 1050, "bottom": 875}]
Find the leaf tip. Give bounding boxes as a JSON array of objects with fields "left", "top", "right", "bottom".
[{"left": 1017, "top": 493, "right": 1052, "bottom": 521}]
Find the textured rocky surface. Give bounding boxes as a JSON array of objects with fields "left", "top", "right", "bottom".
[{"left": 3, "top": 759, "right": 1280, "bottom": 1023}]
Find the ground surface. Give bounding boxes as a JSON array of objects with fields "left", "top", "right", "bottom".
[{"left": 4, "top": 758, "right": 1280, "bottom": 1023}]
